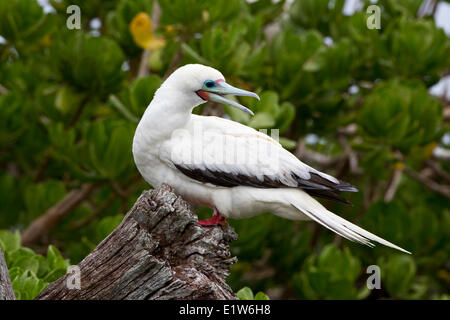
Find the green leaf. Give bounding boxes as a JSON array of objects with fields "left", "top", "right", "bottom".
[
  {"left": 54, "top": 31, "right": 127, "bottom": 98},
  {"left": 0, "top": 92, "right": 30, "bottom": 147},
  {"left": 0, "top": 0, "right": 56, "bottom": 44},
  {"left": 95, "top": 215, "right": 124, "bottom": 242},
  {"left": 379, "top": 254, "right": 416, "bottom": 298},
  {"left": 360, "top": 79, "right": 442, "bottom": 151},
  {"left": 382, "top": 18, "right": 450, "bottom": 80},
  {"left": 254, "top": 291, "right": 270, "bottom": 300},
  {"left": 303, "top": 53, "right": 325, "bottom": 72},
  {"left": 292, "top": 244, "right": 363, "bottom": 299},
  {"left": 129, "top": 75, "right": 163, "bottom": 116},
  {"left": 181, "top": 43, "right": 210, "bottom": 65},
  {"left": 247, "top": 112, "right": 275, "bottom": 129},
  {"left": 8, "top": 248, "right": 40, "bottom": 275},
  {"left": 43, "top": 268, "right": 67, "bottom": 283},
  {"left": 55, "top": 86, "right": 84, "bottom": 115},
  {"left": 46, "top": 245, "right": 69, "bottom": 271},
  {"left": 0, "top": 230, "right": 21, "bottom": 254},
  {"left": 24, "top": 180, "right": 66, "bottom": 221},
  {"left": 0, "top": 230, "right": 71, "bottom": 299},
  {"left": 11, "top": 270, "right": 47, "bottom": 300},
  {"left": 85, "top": 118, "right": 135, "bottom": 179},
  {"left": 237, "top": 287, "right": 254, "bottom": 300},
  {"left": 276, "top": 102, "right": 296, "bottom": 133},
  {"left": 279, "top": 137, "right": 297, "bottom": 149}
]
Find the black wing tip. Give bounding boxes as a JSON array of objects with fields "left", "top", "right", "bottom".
[
  {"left": 336, "top": 185, "right": 359, "bottom": 192},
  {"left": 305, "top": 189, "right": 354, "bottom": 205},
  {"left": 335, "top": 180, "right": 359, "bottom": 193},
  {"left": 306, "top": 173, "right": 359, "bottom": 193}
]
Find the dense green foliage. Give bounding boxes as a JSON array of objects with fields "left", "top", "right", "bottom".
[
  {"left": 0, "top": 0, "right": 449, "bottom": 299},
  {"left": 0, "top": 230, "right": 69, "bottom": 299}
]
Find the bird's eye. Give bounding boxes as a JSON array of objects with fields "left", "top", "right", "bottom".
[{"left": 204, "top": 80, "right": 216, "bottom": 88}]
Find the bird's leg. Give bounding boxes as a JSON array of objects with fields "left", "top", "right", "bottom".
[{"left": 198, "top": 208, "right": 228, "bottom": 226}]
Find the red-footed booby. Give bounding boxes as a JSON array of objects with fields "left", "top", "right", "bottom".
[{"left": 132, "top": 64, "right": 410, "bottom": 254}]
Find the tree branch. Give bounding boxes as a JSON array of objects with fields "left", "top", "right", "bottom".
[
  {"left": 68, "top": 193, "right": 117, "bottom": 230},
  {"left": 404, "top": 166, "right": 450, "bottom": 198},
  {"left": 384, "top": 167, "right": 403, "bottom": 202},
  {"left": 137, "top": 50, "right": 152, "bottom": 78},
  {"left": 295, "top": 139, "right": 346, "bottom": 168},
  {"left": 164, "top": 45, "right": 183, "bottom": 80},
  {"left": 0, "top": 84, "right": 9, "bottom": 95},
  {"left": 427, "top": 160, "right": 450, "bottom": 183},
  {"left": 21, "top": 183, "right": 97, "bottom": 247},
  {"left": 338, "top": 136, "right": 363, "bottom": 175}
]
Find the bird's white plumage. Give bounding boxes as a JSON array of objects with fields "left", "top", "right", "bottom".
[
  {"left": 160, "top": 115, "right": 338, "bottom": 187},
  {"left": 132, "top": 64, "right": 410, "bottom": 254}
]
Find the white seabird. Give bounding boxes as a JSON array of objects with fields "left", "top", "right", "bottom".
[{"left": 132, "top": 64, "right": 410, "bottom": 254}]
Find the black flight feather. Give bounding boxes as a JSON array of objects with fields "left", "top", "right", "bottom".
[{"left": 174, "top": 164, "right": 358, "bottom": 205}]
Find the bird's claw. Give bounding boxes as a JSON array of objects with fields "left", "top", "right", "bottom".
[{"left": 198, "top": 210, "right": 228, "bottom": 226}]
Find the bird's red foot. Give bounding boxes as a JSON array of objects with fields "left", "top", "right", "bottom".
[{"left": 198, "top": 209, "right": 228, "bottom": 226}]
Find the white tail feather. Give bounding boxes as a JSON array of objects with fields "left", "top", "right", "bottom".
[{"left": 291, "top": 203, "right": 411, "bottom": 254}]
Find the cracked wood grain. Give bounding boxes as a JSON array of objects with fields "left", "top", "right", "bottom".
[
  {"left": 0, "top": 249, "right": 15, "bottom": 300},
  {"left": 35, "top": 184, "right": 238, "bottom": 300}
]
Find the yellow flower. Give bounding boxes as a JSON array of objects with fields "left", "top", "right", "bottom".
[
  {"left": 129, "top": 12, "right": 165, "bottom": 50},
  {"left": 394, "top": 161, "right": 404, "bottom": 170},
  {"left": 425, "top": 141, "right": 438, "bottom": 158},
  {"left": 39, "top": 34, "right": 52, "bottom": 47},
  {"left": 165, "top": 25, "right": 175, "bottom": 34}
]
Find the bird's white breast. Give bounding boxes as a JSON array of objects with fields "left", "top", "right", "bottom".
[{"left": 132, "top": 113, "right": 281, "bottom": 218}]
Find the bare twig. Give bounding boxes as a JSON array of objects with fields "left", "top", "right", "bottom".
[
  {"left": 108, "top": 94, "right": 139, "bottom": 123},
  {"left": 384, "top": 167, "right": 403, "bottom": 202},
  {"left": 71, "top": 176, "right": 142, "bottom": 229},
  {"left": 404, "top": 166, "right": 450, "bottom": 198},
  {"left": 34, "top": 149, "right": 52, "bottom": 183},
  {"left": 21, "top": 183, "right": 97, "bottom": 246},
  {"left": 426, "top": 160, "right": 450, "bottom": 183},
  {"left": 137, "top": 50, "right": 152, "bottom": 78},
  {"left": 433, "top": 146, "right": 450, "bottom": 161},
  {"left": 443, "top": 106, "right": 450, "bottom": 121},
  {"left": 337, "top": 123, "right": 357, "bottom": 136},
  {"left": 69, "top": 193, "right": 117, "bottom": 229},
  {"left": 295, "top": 139, "right": 346, "bottom": 167},
  {"left": 152, "top": 0, "right": 161, "bottom": 28},
  {"left": 431, "top": 0, "right": 439, "bottom": 15},
  {"left": 338, "top": 136, "right": 363, "bottom": 175},
  {"left": 66, "top": 97, "right": 89, "bottom": 129},
  {"left": 0, "top": 84, "right": 8, "bottom": 95},
  {"left": 111, "top": 181, "right": 128, "bottom": 198},
  {"left": 164, "top": 45, "right": 183, "bottom": 79}
]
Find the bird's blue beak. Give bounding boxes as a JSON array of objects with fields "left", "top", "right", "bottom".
[{"left": 197, "top": 80, "right": 259, "bottom": 116}]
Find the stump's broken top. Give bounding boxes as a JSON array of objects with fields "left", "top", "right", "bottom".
[{"left": 36, "top": 184, "right": 238, "bottom": 300}]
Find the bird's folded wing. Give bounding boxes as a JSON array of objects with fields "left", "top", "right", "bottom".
[{"left": 159, "top": 120, "right": 357, "bottom": 203}]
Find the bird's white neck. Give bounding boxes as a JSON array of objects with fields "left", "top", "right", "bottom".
[{"left": 133, "top": 86, "right": 203, "bottom": 151}]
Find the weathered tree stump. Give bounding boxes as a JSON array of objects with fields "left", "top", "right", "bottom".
[
  {"left": 35, "top": 184, "right": 238, "bottom": 300},
  {"left": 0, "top": 249, "right": 15, "bottom": 300}
]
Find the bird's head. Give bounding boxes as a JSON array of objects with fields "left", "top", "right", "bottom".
[{"left": 160, "top": 64, "right": 259, "bottom": 115}]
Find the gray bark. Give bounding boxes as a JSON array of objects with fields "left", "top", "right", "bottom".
[
  {"left": 0, "top": 248, "right": 15, "bottom": 300},
  {"left": 36, "top": 184, "right": 238, "bottom": 300}
]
